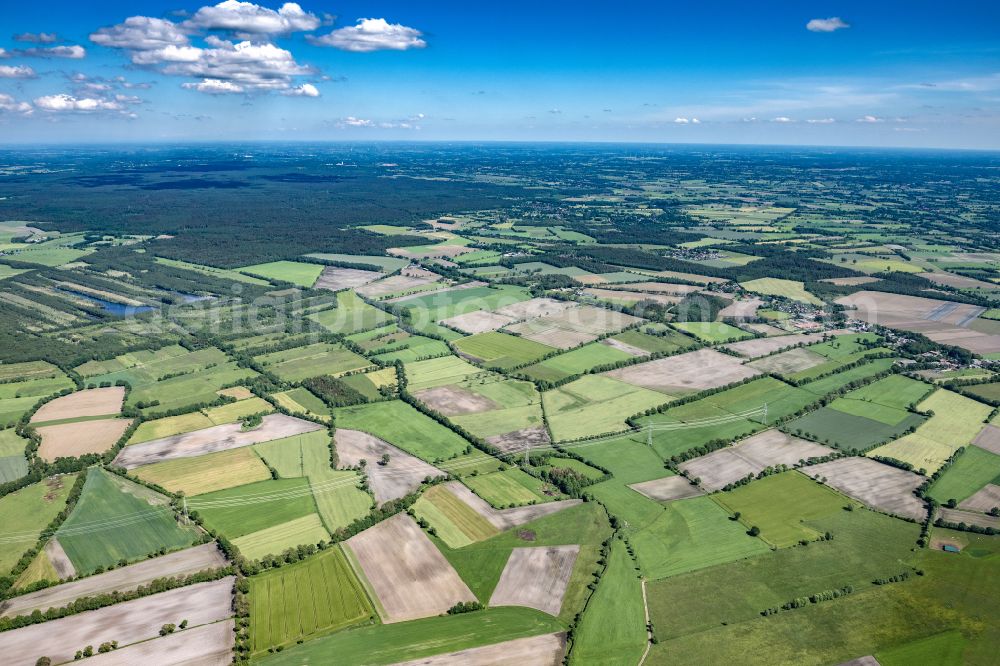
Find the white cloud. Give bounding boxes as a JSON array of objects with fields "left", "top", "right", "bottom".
[
  {"left": 282, "top": 82, "right": 319, "bottom": 96},
  {"left": 691, "top": 117, "right": 701, "bottom": 124},
  {"left": 0, "top": 93, "right": 32, "bottom": 115},
  {"left": 855, "top": 115, "right": 883, "bottom": 123},
  {"left": 338, "top": 116, "right": 374, "bottom": 127},
  {"left": 0, "top": 65, "right": 36, "bottom": 78},
  {"left": 0, "top": 48, "right": 6, "bottom": 58},
  {"left": 19, "top": 45, "right": 86, "bottom": 59},
  {"left": 309, "top": 18, "right": 426, "bottom": 52},
  {"left": 183, "top": 1, "right": 320, "bottom": 35},
  {"left": 806, "top": 117, "right": 835, "bottom": 124},
  {"left": 806, "top": 17, "right": 850, "bottom": 33},
  {"left": 13, "top": 32, "right": 59, "bottom": 43},
  {"left": 91, "top": 16, "right": 190, "bottom": 50},
  {"left": 772, "top": 116, "right": 794, "bottom": 123},
  {"left": 181, "top": 78, "right": 245, "bottom": 93},
  {"left": 34, "top": 93, "right": 122, "bottom": 112},
  {"left": 673, "top": 117, "right": 690, "bottom": 124}
]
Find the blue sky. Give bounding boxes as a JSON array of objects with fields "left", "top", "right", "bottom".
[{"left": 0, "top": 1, "right": 997, "bottom": 147}]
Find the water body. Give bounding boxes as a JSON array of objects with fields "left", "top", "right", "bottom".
[{"left": 61, "top": 289, "right": 154, "bottom": 317}]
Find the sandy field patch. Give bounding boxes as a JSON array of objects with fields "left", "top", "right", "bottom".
[
  {"left": 958, "top": 484, "right": 1000, "bottom": 513},
  {"left": 486, "top": 426, "right": 551, "bottom": 454},
  {"left": 821, "top": 276, "right": 879, "bottom": 286},
  {"left": 439, "top": 310, "right": 516, "bottom": 334},
  {"left": 972, "top": 424, "right": 1000, "bottom": 455},
  {"left": 388, "top": 245, "right": 474, "bottom": 259},
  {"left": 413, "top": 385, "right": 500, "bottom": 415},
  {"left": 37, "top": 418, "right": 133, "bottom": 461},
  {"left": 719, "top": 297, "right": 764, "bottom": 320},
  {"left": 83, "top": 620, "right": 233, "bottom": 666},
  {"left": 605, "top": 348, "right": 760, "bottom": 394},
  {"left": 607, "top": 282, "right": 700, "bottom": 295},
  {"left": 345, "top": 514, "right": 475, "bottom": 623},
  {"left": 113, "top": 414, "right": 322, "bottom": 469},
  {"left": 393, "top": 632, "right": 566, "bottom": 666},
  {"left": 358, "top": 273, "right": 440, "bottom": 299},
  {"left": 680, "top": 430, "right": 836, "bottom": 492},
  {"left": 443, "top": 481, "right": 580, "bottom": 530},
  {"left": 2, "top": 543, "right": 227, "bottom": 618},
  {"left": 629, "top": 475, "right": 705, "bottom": 502},
  {"left": 505, "top": 321, "right": 595, "bottom": 349},
  {"left": 939, "top": 507, "right": 1000, "bottom": 530},
  {"left": 335, "top": 429, "right": 443, "bottom": 504},
  {"left": 748, "top": 347, "right": 828, "bottom": 375},
  {"left": 31, "top": 386, "right": 125, "bottom": 423},
  {"left": 0, "top": 577, "right": 233, "bottom": 666},
  {"left": 600, "top": 338, "right": 650, "bottom": 357},
  {"left": 44, "top": 538, "right": 76, "bottom": 580},
  {"left": 314, "top": 266, "right": 382, "bottom": 291},
  {"left": 507, "top": 305, "right": 643, "bottom": 349},
  {"left": 723, "top": 330, "right": 843, "bottom": 358},
  {"left": 494, "top": 297, "right": 577, "bottom": 320},
  {"left": 489, "top": 546, "right": 579, "bottom": 616},
  {"left": 584, "top": 288, "right": 682, "bottom": 305},
  {"left": 923, "top": 272, "right": 999, "bottom": 291},
  {"left": 804, "top": 458, "right": 926, "bottom": 520}
]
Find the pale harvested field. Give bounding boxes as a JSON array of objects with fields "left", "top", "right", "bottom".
[
  {"left": 388, "top": 244, "right": 474, "bottom": 259},
  {"left": 837, "top": 291, "right": 999, "bottom": 353},
  {"left": 37, "top": 418, "right": 133, "bottom": 461},
  {"left": 680, "top": 430, "right": 836, "bottom": 492},
  {"left": 439, "top": 310, "right": 516, "bottom": 334},
  {"left": 113, "top": 414, "right": 322, "bottom": 469},
  {"left": 489, "top": 546, "right": 579, "bottom": 616},
  {"left": 486, "top": 425, "right": 550, "bottom": 454},
  {"left": 601, "top": 338, "right": 650, "bottom": 357},
  {"left": 335, "top": 429, "right": 443, "bottom": 503},
  {"left": 31, "top": 386, "right": 125, "bottom": 423},
  {"left": 1, "top": 543, "right": 227, "bottom": 618},
  {"left": 605, "top": 348, "right": 760, "bottom": 394},
  {"left": 645, "top": 269, "right": 727, "bottom": 285},
  {"left": 393, "top": 632, "right": 565, "bottom": 666},
  {"left": 494, "top": 297, "right": 577, "bottom": 320},
  {"left": 719, "top": 297, "right": 764, "bottom": 320},
  {"left": 924, "top": 272, "right": 999, "bottom": 291},
  {"left": 584, "top": 288, "right": 682, "bottom": 305},
  {"left": 723, "top": 330, "right": 842, "bottom": 358},
  {"left": 357, "top": 272, "right": 440, "bottom": 299},
  {"left": 45, "top": 538, "right": 75, "bottom": 580},
  {"left": 346, "top": 514, "right": 475, "bottom": 623},
  {"left": 84, "top": 620, "right": 233, "bottom": 666},
  {"left": 313, "top": 266, "right": 382, "bottom": 291},
  {"left": 629, "top": 475, "right": 705, "bottom": 502},
  {"left": 607, "top": 282, "right": 700, "bottom": 295},
  {"left": 505, "top": 321, "right": 594, "bottom": 349},
  {"left": 939, "top": 507, "right": 1000, "bottom": 530},
  {"left": 959, "top": 484, "right": 1000, "bottom": 513},
  {"left": 414, "top": 385, "right": 499, "bottom": 415},
  {"left": 0, "top": 577, "right": 233, "bottom": 666},
  {"left": 971, "top": 425, "right": 1000, "bottom": 455},
  {"left": 804, "top": 458, "right": 926, "bottom": 520},
  {"left": 444, "top": 481, "right": 580, "bottom": 530},
  {"left": 506, "top": 304, "right": 642, "bottom": 349},
  {"left": 748, "top": 347, "right": 827, "bottom": 374},
  {"left": 821, "top": 276, "right": 879, "bottom": 286}
]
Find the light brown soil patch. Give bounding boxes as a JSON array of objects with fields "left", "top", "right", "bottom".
[
  {"left": 679, "top": 429, "right": 835, "bottom": 492},
  {"left": 821, "top": 276, "right": 879, "bottom": 286},
  {"left": 805, "top": 458, "right": 927, "bottom": 520},
  {"left": 938, "top": 507, "right": 1000, "bottom": 529},
  {"left": 43, "top": 537, "right": 76, "bottom": 581},
  {"left": 486, "top": 426, "right": 551, "bottom": 454},
  {"left": 630, "top": 475, "right": 705, "bottom": 502},
  {"left": 392, "top": 632, "right": 566, "bottom": 666},
  {"left": 314, "top": 266, "right": 382, "bottom": 291},
  {"left": 605, "top": 348, "right": 760, "bottom": 393},
  {"left": 439, "top": 310, "right": 516, "bottom": 334},
  {"left": 748, "top": 347, "right": 827, "bottom": 375},
  {"left": 388, "top": 244, "right": 474, "bottom": 259},
  {"left": 0, "top": 577, "right": 233, "bottom": 666},
  {"left": 84, "top": 620, "right": 233, "bottom": 666},
  {"left": 972, "top": 425, "right": 1000, "bottom": 455},
  {"left": 357, "top": 273, "right": 440, "bottom": 299},
  {"left": 600, "top": 338, "right": 650, "bottom": 357},
  {"left": 494, "top": 297, "right": 577, "bottom": 320},
  {"left": 584, "top": 288, "right": 681, "bottom": 305},
  {"left": 346, "top": 514, "right": 475, "bottom": 623},
  {"left": 413, "top": 385, "right": 500, "bottom": 415},
  {"left": 37, "top": 417, "right": 133, "bottom": 461},
  {"left": 489, "top": 546, "right": 579, "bottom": 616},
  {"left": 442, "top": 481, "right": 580, "bottom": 530},
  {"left": 217, "top": 386, "right": 253, "bottom": 400},
  {"left": 334, "top": 429, "right": 444, "bottom": 504},
  {"left": 113, "top": 414, "right": 322, "bottom": 469},
  {"left": 723, "top": 330, "right": 842, "bottom": 359},
  {"left": 958, "top": 484, "right": 1000, "bottom": 513},
  {"left": 606, "top": 282, "right": 700, "bottom": 295},
  {"left": 31, "top": 386, "right": 125, "bottom": 423},
  {"left": 719, "top": 298, "right": 764, "bottom": 320},
  {"left": 2, "top": 543, "right": 227, "bottom": 618}
]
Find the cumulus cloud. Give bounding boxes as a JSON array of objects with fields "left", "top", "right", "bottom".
[
  {"left": 806, "top": 17, "right": 849, "bottom": 33},
  {"left": 0, "top": 65, "right": 36, "bottom": 78},
  {"left": 855, "top": 115, "right": 883, "bottom": 123},
  {"left": 673, "top": 117, "right": 690, "bottom": 124},
  {"left": 18, "top": 45, "right": 86, "bottom": 58},
  {"left": 34, "top": 93, "right": 122, "bottom": 112},
  {"left": 806, "top": 118, "right": 835, "bottom": 124},
  {"left": 308, "top": 18, "right": 426, "bottom": 52},
  {"left": 183, "top": 1, "right": 320, "bottom": 35},
  {"left": 282, "top": 82, "right": 319, "bottom": 96},
  {"left": 91, "top": 16, "right": 190, "bottom": 50},
  {"left": 771, "top": 116, "right": 793, "bottom": 123},
  {"left": 181, "top": 78, "right": 245, "bottom": 93},
  {"left": 0, "top": 93, "right": 33, "bottom": 115},
  {"left": 338, "top": 116, "right": 374, "bottom": 127},
  {"left": 13, "top": 32, "right": 59, "bottom": 43}
]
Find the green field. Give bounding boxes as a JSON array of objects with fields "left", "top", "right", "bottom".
[
  {"left": 712, "top": 472, "right": 853, "bottom": 548},
  {"left": 333, "top": 400, "right": 472, "bottom": 462},
  {"left": 876, "top": 631, "right": 966, "bottom": 666},
  {"left": 671, "top": 321, "right": 752, "bottom": 343},
  {"left": 310, "top": 291, "right": 393, "bottom": 334},
  {"left": 571, "top": 540, "right": 647, "bottom": 666},
  {"left": 338, "top": 368, "right": 397, "bottom": 401},
  {"left": 303, "top": 252, "right": 409, "bottom": 272},
  {"left": 927, "top": 445, "right": 1000, "bottom": 504},
  {"left": 462, "top": 468, "right": 556, "bottom": 507},
  {"left": 133, "top": 446, "right": 272, "bottom": 496},
  {"left": 412, "top": 484, "right": 500, "bottom": 548},
  {"left": 238, "top": 260, "right": 323, "bottom": 287},
  {"left": 57, "top": 469, "right": 198, "bottom": 575},
  {"left": 543, "top": 374, "right": 669, "bottom": 441},
  {"left": 155, "top": 257, "right": 271, "bottom": 284},
  {"left": 567, "top": 434, "right": 667, "bottom": 484},
  {"left": 740, "top": 277, "right": 824, "bottom": 305},
  {"left": 610, "top": 327, "right": 696, "bottom": 354},
  {"left": 250, "top": 545, "right": 374, "bottom": 652},
  {"left": 234, "top": 514, "right": 331, "bottom": 561},
  {"left": 453, "top": 332, "right": 555, "bottom": 369},
  {"left": 521, "top": 341, "right": 633, "bottom": 383},
  {"left": 256, "top": 607, "right": 563, "bottom": 666},
  {"left": 405, "top": 355, "right": 481, "bottom": 391},
  {"left": 190, "top": 477, "right": 319, "bottom": 540},
  {"left": 0, "top": 476, "right": 75, "bottom": 575},
  {"left": 785, "top": 407, "right": 925, "bottom": 451},
  {"left": 962, "top": 381, "right": 1000, "bottom": 403},
  {"left": 255, "top": 342, "right": 371, "bottom": 382},
  {"left": 0, "top": 428, "right": 28, "bottom": 483},
  {"left": 394, "top": 285, "right": 531, "bottom": 321}
]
